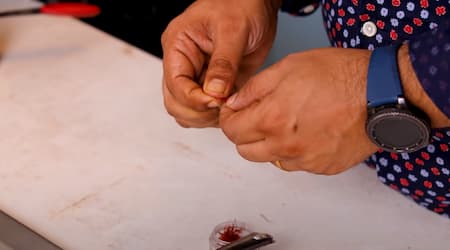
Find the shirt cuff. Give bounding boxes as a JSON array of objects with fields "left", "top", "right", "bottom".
[
  {"left": 409, "top": 18, "right": 450, "bottom": 118},
  {"left": 280, "top": 0, "right": 320, "bottom": 16}
]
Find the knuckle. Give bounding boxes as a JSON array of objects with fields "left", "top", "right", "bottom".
[
  {"left": 236, "top": 146, "right": 253, "bottom": 162},
  {"left": 281, "top": 166, "right": 297, "bottom": 172},
  {"left": 161, "top": 29, "right": 168, "bottom": 46},
  {"left": 175, "top": 119, "right": 191, "bottom": 128},
  {"left": 283, "top": 53, "right": 302, "bottom": 64},
  {"left": 165, "top": 108, "right": 178, "bottom": 120},
  {"left": 163, "top": 97, "right": 177, "bottom": 118},
  {"left": 241, "top": 79, "right": 259, "bottom": 98},
  {"left": 325, "top": 162, "right": 349, "bottom": 175},
  {"left": 303, "top": 161, "right": 324, "bottom": 174},
  {"left": 193, "top": 113, "right": 220, "bottom": 128},
  {"left": 164, "top": 97, "right": 219, "bottom": 127},
  {"left": 217, "top": 17, "right": 244, "bottom": 33},
  {"left": 221, "top": 124, "right": 238, "bottom": 142},
  {"left": 279, "top": 141, "right": 303, "bottom": 159},
  {"left": 208, "top": 58, "right": 235, "bottom": 81},
  {"left": 300, "top": 157, "right": 344, "bottom": 175},
  {"left": 211, "top": 58, "right": 234, "bottom": 72},
  {"left": 161, "top": 19, "right": 178, "bottom": 49},
  {"left": 188, "top": 113, "right": 218, "bottom": 127},
  {"left": 175, "top": 114, "right": 218, "bottom": 129},
  {"left": 184, "top": 88, "right": 205, "bottom": 110},
  {"left": 261, "top": 109, "right": 288, "bottom": 132}
]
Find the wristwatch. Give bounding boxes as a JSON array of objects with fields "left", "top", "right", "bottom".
[{"left": 366, "top": 45, "right": 431, "bottom": 153}]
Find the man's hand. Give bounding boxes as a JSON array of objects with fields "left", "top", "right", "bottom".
[
  {"left": 220, "top": 48, "right": 378, "bottom": 174},
  {"left": 161, "top": 0, "right": 280, "bottom": 128}
]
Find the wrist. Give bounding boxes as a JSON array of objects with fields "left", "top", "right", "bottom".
[
  {"left": 270, "top": 0, "right": 283, "bottom": 9},
  {"left": 397, "top": 44, "right": 450, "bottom": 128}
]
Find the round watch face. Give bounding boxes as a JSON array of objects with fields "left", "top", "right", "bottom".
[{"left": 366, "top": 107, "right": 430, "bottom": 153}]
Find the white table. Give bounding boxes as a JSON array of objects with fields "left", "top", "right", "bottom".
[
  {"left": 0, "top": 0, "right": 41, "bottom": 13},
  {"left": 0, "top": 15, "right": 448, "bottom": 250}
]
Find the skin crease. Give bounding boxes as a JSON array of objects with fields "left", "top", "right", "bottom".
[
  {"left": 220, "top": 48, "right": 378, "bottom": 174},
  {"left": 220, "top": 45, "right": 450, "bottom": 174},
  {"left": 161, "top": 0, "right": 281, "bottom": 128},
  {"left": 162, "top": 0, "right": 450, "bottom": 174}
]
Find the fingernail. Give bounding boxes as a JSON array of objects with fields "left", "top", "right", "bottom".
[
  {"left": 207, "top": 101, "right": 220, "bottom": 108},
  {"left": 226, "top": 93, "right": 237, "bottom": 107},
  {"left": 205, "top": 79, "right": 226, "bottom": 94}
]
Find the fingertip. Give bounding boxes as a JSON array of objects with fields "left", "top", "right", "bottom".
[
  {"left": 203, "top": 57, "right": 236, "bottom": 98},
  {"left": 203, "top": 78, "right": 234, "bottom": 99},
  {"left": 225, "top": 93, "right": 238, "bottom": 109},
  {"left": 207, "top": 100, "right": 220, "bottom": 108},
  {"left": 204, "top": 78, "right": 226, "bottom": 94}
]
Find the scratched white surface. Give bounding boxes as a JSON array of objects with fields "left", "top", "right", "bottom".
[{"left": 0, "top": 15, "right": 449, "bottom": 250}]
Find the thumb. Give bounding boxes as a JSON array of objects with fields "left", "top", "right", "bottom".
[{"left": 203, "top": 25, "right": 248, "bottom": 98}]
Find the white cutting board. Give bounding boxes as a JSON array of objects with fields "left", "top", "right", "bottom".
[{"left": 0, "top": 15, "right": 449, "bottom": 250}]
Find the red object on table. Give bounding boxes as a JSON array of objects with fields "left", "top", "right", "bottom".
[
  {"left": 218, "top": 224, "right": 242, "bottom": 242},
  {"left": 40, "top": 3, "right": 101, "bottom": 18}
]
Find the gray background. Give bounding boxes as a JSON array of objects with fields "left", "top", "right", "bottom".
[{"left": 265, "top": 9, "right": 330, "bottom": 66}]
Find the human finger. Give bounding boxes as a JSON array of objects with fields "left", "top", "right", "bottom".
[{"left": 203, "top": 20, "right": 249, "bottom": 98}]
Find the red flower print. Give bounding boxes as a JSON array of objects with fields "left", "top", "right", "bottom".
[
  {"left": 439, "top": 203, "right": 449, "bottom": 208},
  {"left": 352, "top": 0, "right": 358, "bottom": 6},
  {"left": 332, "top": 0, "right": 337, "bottom": 4},
  {"left": 389, "top": 184, "right": 399, "bottom": 190},
  {"left": 390, "top": 152, "right": 398, "bottom": 160},
  {"left": 325, "top": 3, "right": 331, "bottom": 10},
  {"left": 411, "top": 195, "right": 420, "bottom": 200},
  {"left": 420, "top": 0, "right": 429, "bottom": 8},
  {"left": 424, "top": 180, "right": 433, "bottom": 189},
  {"left": 366, "top": 3, "right": 376, "bottom": 11},
  {"left": 332, "top": 28, "right": 336, "bottom": 37},
  {"left": 337, "top": 41, "right": 342, "bottom": 47},
  {"left": 413, "top": 18, "right": 423, "bottom": 26},
  {"left": 347, "top": 18, "right": 356, "bottom": 26},
  {"left": 376, "top": 20, "right": 385, "bottom": 29},
  {"left": 436, "top": 132, "right": 444, "bottom": 138},
  {"left": 421, "top": 151, "right": 430, "bottom": 160},
  {"left": 335, "top": 22, "right": 342, "bottom": 31},
  {"left": 403, "top": 25, "right": 413, "bottom": 34},
  {"left": 415, "top": 189, "right": 424, "bottom": 196},
  {"left": 436, "top": 196, "right": 446, "bottom": 201},
  {"left": 359, "top": 14, "right": 370, "bottom": 21},
  {"left": 415, "top": 158, "right": 424, "bottom": 166},
  {"left": 405, "top": 161, "right": 414, "bottom": 171},
  {"left": 338, "top": 9, "right": 345, "bottom": 17},
  {"left": 440, "top": 144, "right": 449, "bottom": 152},
  {"left": 390, "top": 30, "right": 398, "bottom": 40},
  {"left": 434, "top": 208, "right": 444, "bottom": 213},
  {"left": 392, "top": 0, "right": 401, "bottom": 7},
  {"left": 431, "top": 167, "right": 441, "bottom": 176},
  {"left": 436, "top": 6, "right": 446, "bottom": 16},
  {"left": 400, "top": 178, "right": 409, "bottom": 187}
]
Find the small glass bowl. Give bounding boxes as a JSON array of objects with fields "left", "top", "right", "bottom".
[{"left": 209, "top": 220, "right": 251, "bottom": 250}]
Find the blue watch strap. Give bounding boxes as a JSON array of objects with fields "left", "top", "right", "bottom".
[{"left": 367, "top": 45, "right": 403, "bottom": 108}]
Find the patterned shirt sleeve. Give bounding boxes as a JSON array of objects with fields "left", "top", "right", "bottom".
[
  {"left": 280, "top": 0, "right": 320, "bottom": 16},
  {"left": 407, "top": 18, "right": 450, "bottom": 118}
]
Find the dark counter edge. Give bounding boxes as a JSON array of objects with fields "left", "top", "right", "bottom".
[{"left": 0, "top": 210, "right": 62, "bottom": 250}]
